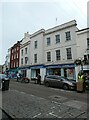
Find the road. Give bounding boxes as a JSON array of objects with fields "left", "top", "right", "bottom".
[
  {"left": 1, "top": 80, "right": 88, "bottom": 119},
  {"left": 9, "top": 80, "right": 87, "bottom": 102}
]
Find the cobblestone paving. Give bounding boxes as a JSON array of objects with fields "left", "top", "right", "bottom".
[{"left": 2, "top": 89, "right": 87, "bottom": 119}]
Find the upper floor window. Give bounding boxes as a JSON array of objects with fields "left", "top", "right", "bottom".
[
  {"left": 21, "top": 49, "right": 23, "bottom": 56},
  {"left": 66, "top": 48, "right": 72, "bottom": 59},
  {"left": 34, "top": 54, "right": 37, "bottom": 63},
  {"left": 34, "top": 41, "right": 37, "bottom": 49},
  {"left": 56, "top": 50, "right": 60, "bottom": 60},
  {"left": 55, "top": 34, "right": 60, "bottom": 43},
  {"left": 21, "top": 58, "right": 23, "bottom": 65},
  {"left": 25, "top": 48, "right": 27, "bottom": 54},
  {"left": 17, "top": 53, "right": 18, "bottom": 58},
  {"left": 47, "top": 37, "right": 51, "bottom": 46},
  {"left": 65, "top": 31, "right": 71, "bottom": 41},
  {"left": 47, "top": 52, "right": 51, "bottom": 62},
  {"left": 16, "top": 61, "right": 18, "bottom": 67},
  {"left": 87, "top": 38, "right": 89, "bottom": 49},
  {"left": 25, "top": 57, "right": 28, "bottom": 64},
  {"left": 17, "top": 46, "right": 19, "bottom": 51}
]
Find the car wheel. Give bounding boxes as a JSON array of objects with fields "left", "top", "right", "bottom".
[
  {"left": 45, "top": 82, "right": 49, "bottom": 87},
  {"left": 63, "top": 84, "right": 69, "bottom": 90}
]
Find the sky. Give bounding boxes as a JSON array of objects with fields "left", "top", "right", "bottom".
[{"left": 0, "top": 0, "right": 88, "bottom": 65}]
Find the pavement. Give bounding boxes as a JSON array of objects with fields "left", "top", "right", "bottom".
[{"left": 1, "top": 88, "right": 88, "bottom": 119}]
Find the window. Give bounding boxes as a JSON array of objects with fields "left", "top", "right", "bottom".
[
  {"left": 87, "top": 38, "right": 89, "bottom": 49},
  {"left": 14, "top": 54, "right": 16, "bottom": 59},
  {"left": 34, "top": 54, "right": 37, "bottom": 63},
  {"left": 47, "top": 37, "right": 51, "bottom": 46},
  {"left": 21, "top": 50, "right": 23, "bottom": 56},
  {"left": 17, "top": 53, "right": 18, "bottom": 58},
  {"left": 66, "top": 48, "right": 72, "bottom": 59},
  {"left": 56, "top": 50, "right": 60, "bottom": 60},
  {"left": 12, "top": 55, "right": 13, "bottom": 60},
  {"left": 34, "top": 41, "right": 37, "bottom": 49},
  {"left": 16, "top": 61, "right": 18, "bottom": 67},
  {"left": 21, "top": 58, "right": 23, "bottom": 65},
  {"left": 55, "top": 34, "right": 60, "bottom": 43},
  {"left": 25, "top": 48, "right": 27, "bottom": 54},
  {"left": 17, "top": 47, "right": 19, "bottom": 51},
  {"left": 65, "top": 31, "right": 71, "bottom": 41},
  {"left": 47, "top": 52, "right": 51, "bottom": 62},
  {"left": 25, "top": 57, "right": 28, "bottom": 64},
  {"left": 14, "top": 62, "right": 15, "bottom": 67}
]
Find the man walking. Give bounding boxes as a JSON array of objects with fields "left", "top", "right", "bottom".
[
  {"left": 16, "top": 72, "right": 20, "bottom": 82},
  {"left": 37, "top": 73, "right": 41, "bottom": 85}
]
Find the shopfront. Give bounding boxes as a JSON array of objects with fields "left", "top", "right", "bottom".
[{"left": 45, "top": 63, "right": 75, "bottom": 79}]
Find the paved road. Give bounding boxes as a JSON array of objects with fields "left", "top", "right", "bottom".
[
  {"left": 1, "top": 80, "right": 88, "bottom": 119},
  {"left": 9, "top": 80, "right": 87, "bottom": 103}
]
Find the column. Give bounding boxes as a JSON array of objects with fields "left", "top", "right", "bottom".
[{"left": 61, "top": 68, "right": 64, "bottom": 76}]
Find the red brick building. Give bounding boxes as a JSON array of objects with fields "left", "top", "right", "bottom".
[{"left": 10, "top": 41, "right": 20, "bottom": 69}]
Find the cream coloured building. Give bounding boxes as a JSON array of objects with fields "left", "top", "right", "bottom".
[{"left": 19, "top": 20, "right": 89, "bottom": 82}]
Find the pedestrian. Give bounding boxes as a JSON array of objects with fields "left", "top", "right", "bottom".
[
  {"left": 16, "top": 72, "right": 20, "bottom": 82},
  {"left": 37, "top": 73, "right": 41, "bottom": 85}
]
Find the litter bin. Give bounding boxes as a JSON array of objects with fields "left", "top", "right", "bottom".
[
  {"left": 77, "top": 81, "right": 84, "bottom": 92},
  {"left": 2, "top": 79, "right": 10, "bottom": 91}
]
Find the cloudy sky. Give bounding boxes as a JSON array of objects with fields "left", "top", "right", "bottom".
[{"left": 0, "top": 0, "right": 88, "bottom": 65}]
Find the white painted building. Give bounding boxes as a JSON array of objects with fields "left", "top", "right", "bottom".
[
  {"left": 43, "top": 20, "right": 78, "bottom": 80},
  {"left": 75, "top": 28, "right": 89, "bottom": 81},
  {"left": 19, "top": 32, "right": 31, "bottom": 78},
  {"left": 18, "top": 20, "right": 89, "bottom": 82},
  {"left": 5, "top": 48, "right": 11, "bottom": 70}
]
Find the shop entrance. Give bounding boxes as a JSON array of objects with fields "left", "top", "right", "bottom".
[{"left": 31, "top": 69, "right": 40, "bottom": 78}]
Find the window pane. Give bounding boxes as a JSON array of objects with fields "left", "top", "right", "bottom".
[
  {"left": 25, "top": 48, "right": 27, "bottom": 54},
  {"left": 65, "top": 31, "right": 71, "bottom": 41},
  {"left": 55, "top": 35, "right": 60, "bottom": 43},
  {"left": 34, "top": 54, "right": 37, "bottom": 63},
  {"left": 47, "top": 52, "right": 51, "bottom": 61},
  {"left": 66, "top": 48, "right": 72, "bottom": 59},
  {"left": 56, "top": 50, "right": 60, "bottom": 60},
  {"left": 47, "top": 37, "right": 51, "bottom": 46},
  {"left": 34, "top": 41, "right": 37, "bottom": 49},
  {"left": 87, "top": 38, "right": 89, "bottom": 49}
]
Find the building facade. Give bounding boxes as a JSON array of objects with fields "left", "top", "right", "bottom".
[
  {"left": 10, "top": 41, "right": 20, "bottom": 77},
  {"left": 5, "top": 20, "right": 89, "bottom": 82},
  {"left": 19, "top": 20, "right": 78, "bottom": 81},
  {"left": 19, "top": 32, "right": 31, "bottom": 77}
]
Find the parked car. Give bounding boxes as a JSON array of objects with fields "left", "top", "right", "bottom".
[
  {"left": 85, "top": 79, "right": 89, "bottom": 90},
  {"left": 44, "top": 75, "right": 76, "bottom": 90}
]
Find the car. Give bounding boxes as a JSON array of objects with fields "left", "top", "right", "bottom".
[{"left": 44, "top": 75, "right": 76, "bottom": 90}]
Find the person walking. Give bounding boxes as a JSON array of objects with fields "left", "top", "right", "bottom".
[
  {"left": 37, "top": 73, "right": 41, "bottom": 85},
  {"left": 16, "top": 72, "right": 20, "bottom": 82}
]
